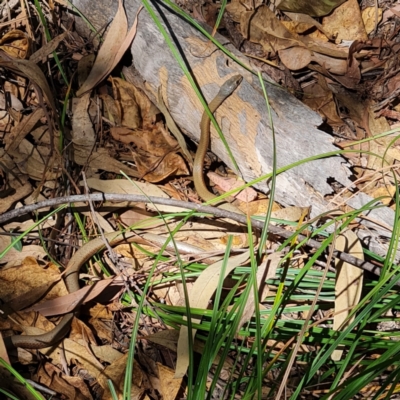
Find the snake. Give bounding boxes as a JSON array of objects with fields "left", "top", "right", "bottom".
[
  {"left": 6, "top": 75, "right": 243, "bottom": 349},
  {"left": 6, "top": 232, "right": 209, "bottom": 349},
  {"left": 193, "top": 74, "right": 243, "bottom": 202}
]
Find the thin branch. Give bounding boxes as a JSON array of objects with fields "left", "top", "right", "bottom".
[{"left": 0, "top": 193, "right": 389, "bottom": 284}]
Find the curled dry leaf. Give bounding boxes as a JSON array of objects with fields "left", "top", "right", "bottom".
[
  {"left": 110, "top": 77, "right": 159, "bottom": 129},
  {"left": 76, "top": 0, "right": 127, "bottom": 97},
  {"left": 158, "top": 363, "right": 182, "bottom": 400},
  {"left": 0, "top": 29, "right": 31, "bottom": 59},
  {"left": 33, "top": 362, "right": 92, "bottom": 399},
  {"left": 71, "top": 94, "right": 139, "bottom": 177},
  {"left": 76, "top": 2, "right": 142, "bottom": 97},
  {"left": 0, "top": 54, "right": 57, "bottom": 113}
]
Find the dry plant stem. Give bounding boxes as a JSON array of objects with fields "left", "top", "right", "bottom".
[{"left": 0, "top": 193, "right": 389, "bottom": 284}]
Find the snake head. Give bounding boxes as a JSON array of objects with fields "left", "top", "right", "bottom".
[{"left": 218, "top": 74, "right": 243, "bottom": 98}]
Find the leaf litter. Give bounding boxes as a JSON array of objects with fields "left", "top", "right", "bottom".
[{"left": 0, "top": 0, "right": 399, "bottom": 398}]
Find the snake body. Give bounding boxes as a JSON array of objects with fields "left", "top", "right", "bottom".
[
  {"left": 7, "top": 232, "right": 206, "bottom": 348},
  {"left": 7, "top": 75, "right": 243, "bottom": 349},
  {"left": 193, "top": 74, "right": 243, "bottom": 202}
]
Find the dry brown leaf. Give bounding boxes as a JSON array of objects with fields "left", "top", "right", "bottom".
[
  {"left": 278, "top": 46, "right": 312, "bottom": 70},
  {"left": 134, "top": 151, "right": 189, "bottom": 182},
  {"left": 370, "top": 186, "right": 396, "bottom": 206},
  {"left": 97, "top": 353, "right": 144, "bottom": 399},
  {"left": 71, "top": 92, "right": 96, "bottom": 164},
  {"left": 70, "top": 317, "right": 98, "bottom": 348},
  {"left": 100, "top": 92, "right": 120, "bottom": 125},
  {"left": 7, "top": 138, "right": 61, "bottom": 181},
  {"left": 0, "top": 54, "right": 57, "bottom": 113},
  {"left": 241, "top": 198, "right": 281, "bottom": 216},
  {"left": 248, "top": 6, "right": 305, "bottom": 53},
  {"left": 4, "top": 108, "right": 45, "bottom": 152},
  {"left": 34, "top": 363, "right": 87, "bottom": 400},
  {"left": 28, "top": 278, "right": 120, "bottom": 316},
  {"left": 332, "top": 229, "right": 364, "bottom": 361},
  {"left": 0, "top": 179, "right": 33, "bottom": 214},
  {"left": 88, "top": 148, "right": 140, "bottom": 177},
  {"left": 310, "top": 52, "right": 348, "bottom": 75},
  {"left": 40, "top": 337, "right": 108, "bottom": 387},
  {"left": 277, "top": 0, "right": 348, "bottom": 17},
  {"left": 110, "top": 77, "right": 159, "bottom": 129},
  {"left": 175, "top": 250, "right": 250, "bottom": 378},
  {"left": 0, "top": 29, "right": 31, "bottom": 59},
  {"left": 0, "top": 258, "right": 66, "bottom": 305},
  {"left": 29, "top": 31, "right": 68, "bottom": 64},
  {"left": 158, "top": 363, "right": 182, "bottom": 400},
  {"left": 322, "top": 0, "right": 367, "bottom": 43},
  {"left": 303, "top": 74, "right": 343, "bottom": 126},
  {"left": 77, "top": 53, "right": 95, "bottom": 87},
  {"left": 283, "top": 11, "right": 333, "bottom": 39},
  {"left": 91, "top": 344, "right": 124, "bottom": 364}
]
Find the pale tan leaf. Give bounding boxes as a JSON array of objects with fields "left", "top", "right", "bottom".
[
  {"left": 175, "top": 250, "right": 250, "bottom": 378},
  {"left": 110, "top": 6, "right": 143, "bottom": 75},
  {"left": 76, "top": 0, "right": 128, "bottom": 96},
  {"left": 332, "top": 229, "right": 364, "bottom": 361}
]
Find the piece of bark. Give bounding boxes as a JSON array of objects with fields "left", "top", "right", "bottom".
[{"left": 71, "top": 0, "right": 397, "bottom": 260}]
